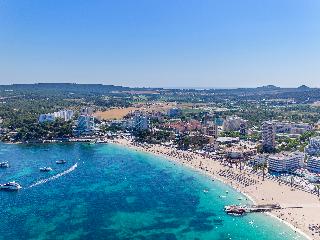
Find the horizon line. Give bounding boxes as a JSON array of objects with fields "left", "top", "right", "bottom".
[{"left": 0, "top": 82, "right": 316, "bottom": 90}]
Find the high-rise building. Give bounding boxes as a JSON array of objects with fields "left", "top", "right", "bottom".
[
  {"left": 203, "top": 123, "right": 218, "bottom": 138},
  {"left": 80, "top": 107, "right": 93, "bottom": 116},
  {"left": 131, "top": 114, "right": 149, "bottom": 131},
  {"left": 127, "top": 111, "right": 149, "bottom": 132},
  {"left": 77, "top": 115, "right": 95, "bottom": 133},
  {"left": 261, "top": 121, "right": 276, "bottom": 151}
]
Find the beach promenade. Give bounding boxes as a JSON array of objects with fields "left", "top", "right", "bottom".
[{"left": 113, "top": 138, "right": 320, "bottom": 240}]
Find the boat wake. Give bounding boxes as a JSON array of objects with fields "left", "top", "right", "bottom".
[{"left": 29, "top": 163, "right": 78, "bottom": 188}]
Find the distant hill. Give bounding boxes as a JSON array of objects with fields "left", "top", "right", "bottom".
[
  {"left": 297, "top": 85, "right": 310, "bottom": 90},
  {"left": 0, "top": 83, "right": 316, "bottom": 94},
  {"left": 0, "top": 83, "right": 163, "bottom": 93},
  {"left": 256, "top": 85, "right": 280, "bottom": 90}
]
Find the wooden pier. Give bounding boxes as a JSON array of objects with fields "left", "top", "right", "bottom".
[
  {"left": 247, "top": 204, "right": 281, "bottom": 213},
  {"left": 225, "top": 204, "right": 282, "bottom": 215}
]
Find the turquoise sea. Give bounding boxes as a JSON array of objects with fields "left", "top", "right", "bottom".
[{"left": 0, "top": 143, "right": 306, "bottom": 240}]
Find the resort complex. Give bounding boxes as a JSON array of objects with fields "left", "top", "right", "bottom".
[{"left": 1, "top": 84, "right": 320, "bottom": 239}]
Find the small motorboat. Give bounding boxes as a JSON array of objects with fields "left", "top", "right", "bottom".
[
  {"left": 40, "top": 167, "right": 52, "bottom": 172},
  {"left": 203, "top": 189, "right": 209, "bottom": 193},
  {"left": 56, "top": 160, "right": 66, "bottom": 164},
  {"left": 0, "top": 181, "right": 22, "bottom": 191},
  {"left": 0, "top": 162, "right": 9, "bottom": 168},
  {"left": 224, "top": 205, "right": 247, "bottom": 216}
]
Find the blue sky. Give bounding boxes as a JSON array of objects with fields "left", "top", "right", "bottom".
[{"left": 0, "top": 0, "right": 320, "bottom": 88}]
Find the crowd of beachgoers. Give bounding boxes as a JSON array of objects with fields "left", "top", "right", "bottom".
[
  {"left": 218, "top": 169, "right": 258, "bottom": 187},
  {"left": 255, "top": 171, "right": 320, "bottom": 196},
  {"left": 309, "top": 224, "right": 320, "bottom": 238}
]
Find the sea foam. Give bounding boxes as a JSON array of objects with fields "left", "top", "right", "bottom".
[{"left": 29, "top": 163, "right": 78, "bottom": 188}]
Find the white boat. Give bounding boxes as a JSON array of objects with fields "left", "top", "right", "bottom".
[
  {"left": 0, "top": 162, "right": 9, "bottom": 168},
  {"left": 224, "top": 205, "right": 247, "bottom": 215},
  {"left": 56, "top": 160, "right": 66, "bottom": 164},
  {"left": 40, "top": 167, "right": 52, "bottom": 172},
  {"left": 0, "top": 181, "right": 22, "bottom": 191}
]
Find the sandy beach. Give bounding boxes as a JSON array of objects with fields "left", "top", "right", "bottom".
[{"left": 112, "top": 137, "right": 320, "bottom": 240}]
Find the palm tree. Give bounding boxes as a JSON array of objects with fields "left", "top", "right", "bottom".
[
  {"left": 254, "top": 163, "right": 267, "bottom": 181},
  {"left": 261, "top": 164, "right": 267, "bottom": 181},
  {"left": 290, "top": 175, "right": 294, "bottom": 188},
  {"left": 315, "top": 184, "right": 320, "bottom": 198}
]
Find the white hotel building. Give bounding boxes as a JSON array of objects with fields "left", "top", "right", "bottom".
[
  {"left": 305, "top": 137, "right": 320, "bottom": 173},
  {"left": 39, "top": 110, "right": 74, "bottom": 123},
  {"left": 307, "top": 157, "right": 320, "bottom": 173},
  {"left": 268, "top": 152, "right": 305, "bottom": 172}
]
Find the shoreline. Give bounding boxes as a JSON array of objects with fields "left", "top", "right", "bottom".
[
  {"left": 2, "top": 139, "right": 317, "bottom": 239},
  {"left": 111, "top": 138, "right": 318, "bottom": 240}
]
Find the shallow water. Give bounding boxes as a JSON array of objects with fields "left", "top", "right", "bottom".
[{"left": 0, "top": 143, "right": 306, "bottom": 240}]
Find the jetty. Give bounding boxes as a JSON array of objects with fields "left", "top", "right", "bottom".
[
  {"left": 247, "top": 204, "right": 281, "bottom": 212},
  {"left": 224, "top": 204, "right": 282, "bottom": 215}
]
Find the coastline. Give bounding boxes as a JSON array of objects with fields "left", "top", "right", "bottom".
[
  {"left": 2, "top": 138, "right": 317, "bottom": 239},
  {"left": 111, "top": 138, "right": 318, "bottom": 240}
]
